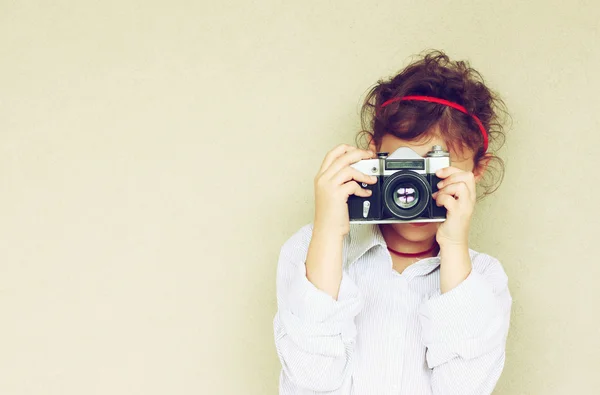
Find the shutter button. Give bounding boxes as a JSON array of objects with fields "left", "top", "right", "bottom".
[{"left": 362, "top": 201, "right": 371, "bottom": 218}]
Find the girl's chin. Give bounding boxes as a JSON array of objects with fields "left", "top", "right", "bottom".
[
  {"left": 387, "top": 222, "right": 438, "bottom": 240},
  {"left": 390, "top": 222, "right": 438, "bottom": 230}
]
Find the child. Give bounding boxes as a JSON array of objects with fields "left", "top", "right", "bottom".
[{"left": 273, "top": 51, "right": 512, "bottom": 395}]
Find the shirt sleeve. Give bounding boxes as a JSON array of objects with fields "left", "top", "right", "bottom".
[
  {"left": 418, "top": 254, "right": 512, "bottom": 395},
  {"left": 273, "top": 224, "right": 364, "bottom": 393}
]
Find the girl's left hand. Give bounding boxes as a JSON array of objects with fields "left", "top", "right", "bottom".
[{"left": 432, "top": 167, "right": 477, "bottom": 247}]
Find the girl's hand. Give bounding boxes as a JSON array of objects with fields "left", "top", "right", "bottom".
[
  {"left": 313, "top": 144, "right": 377, "bottom": 237},
  {"left": 432, "top": 167, "right": 477, "bottom": 247}
]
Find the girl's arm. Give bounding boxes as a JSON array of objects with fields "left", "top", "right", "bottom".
[
  {"left": 429, "top": 167, "right": 512, "bottom": 393},
  {"left": 273, "top": 145, "right": 374, "bottom": 392},
  {"left": 273, "top": 144, "right": 377, "bottom": 395},
  {"left": 304, "top": 226, "right": 345, "bottom": 300}
]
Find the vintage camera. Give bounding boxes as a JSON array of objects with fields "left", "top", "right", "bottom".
[{"left": 348, "top": 145, "right": 450, "bottom": 223}]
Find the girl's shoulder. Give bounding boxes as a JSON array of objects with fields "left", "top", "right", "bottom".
[
  {"left": 281, "top": 223, "right": 315, "bottom": 250},
  {"left": 280, "top": 223, "right": 380, "bottom": 258},
  {"left": 468, "top": 249, "right": 510, "bottom": 289}
]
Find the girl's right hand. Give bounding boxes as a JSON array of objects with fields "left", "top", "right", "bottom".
[{"left": 313, "top": 144, "right": 378, "bottom": 237}]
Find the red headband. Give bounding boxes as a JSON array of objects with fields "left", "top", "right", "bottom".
[{"left": 380, "top": 95, "right": 489, "bottom": 152}]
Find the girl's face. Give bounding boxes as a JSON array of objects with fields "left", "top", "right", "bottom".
[{"left": 369, "top": 132, "right": 481, "bottom": 243}]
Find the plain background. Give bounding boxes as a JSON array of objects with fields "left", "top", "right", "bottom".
[{"left": 1, "top": 1, "right": 599, "bottom": 394}]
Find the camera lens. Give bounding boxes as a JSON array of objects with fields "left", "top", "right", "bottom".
[
  {"left": 382, "top": 171, "right": 431, "bottom": 220},
  {"left": 393, "top": 184, "right": 419, "bottom": 209}
]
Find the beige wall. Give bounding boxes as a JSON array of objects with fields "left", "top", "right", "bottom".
[{"left": 1, "top": 1, "right": 599, "bottom": 394}]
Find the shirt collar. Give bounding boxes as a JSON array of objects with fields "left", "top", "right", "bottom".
[
  {"left": 345, "top": 223, "right": 442, "bottom": 277},
  {"left": 345, "top": 223, "right": 387, "bottom": 266}
]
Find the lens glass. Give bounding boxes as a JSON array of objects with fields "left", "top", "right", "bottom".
[{"left": 393, "top": 183, "right": 419, "bottom": 209}]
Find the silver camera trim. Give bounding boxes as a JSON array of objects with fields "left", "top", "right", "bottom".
[
  {"left": 351, "top": 217, "right": 446, "bottom": 224},
  {"left": 350, "top": 145, "right": 450, "bottom": 177}
]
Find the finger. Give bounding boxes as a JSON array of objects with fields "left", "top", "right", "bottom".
[
  {"left": 435, "top": 193, "right": 459, "bottom": 212},
  {"left": 333, "top": 167, "right": 377, "bottom": 186},
  {"left": 351, "top": 184, "right": 373, "bottom": 198},
  {"left": 436, "top": 170, "right": 475, "bottom": 186},
  {"left": 340, "top": 181, "right": 372, "bottom": 198},
  {"left": 435, "top": 166, "right": 463, "bottom": 179},
  {"left": 433, "top": 182, "right": 471, "bottom": 200},
  {"left": 436, "top": 171, "right": 476, "bottom": 197},
  {"left": 319, "top": 144, "right": 357, "bottom": 174},
  {"left": 324, "top": 149, "right": 375, "bottom": 177},
  {"left": 433, "top": 182, "right": 474, "bottom": 207}
]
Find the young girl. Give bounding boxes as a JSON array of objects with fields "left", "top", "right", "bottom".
[{"left": 273, "top": 51, "right": 512, "bottom": 395}]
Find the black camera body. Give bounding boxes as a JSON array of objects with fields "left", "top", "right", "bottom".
[{"left": 348, "top": 145, "right": 450, "bottom": 223}]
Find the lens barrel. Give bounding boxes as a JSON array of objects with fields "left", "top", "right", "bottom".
[{"left": 382, "top": 171, "right": 431, "bottom": 220}]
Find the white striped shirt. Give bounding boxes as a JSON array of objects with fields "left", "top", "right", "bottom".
[{"left": 273, "top": 223, "right": 512, "bottom": 395}]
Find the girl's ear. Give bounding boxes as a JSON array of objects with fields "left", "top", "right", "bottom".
[
  {"left": 367, "top": 134, "right": 377, "bottom": 153},
  {"left": 473, "top": 153, "right": 492, "bottom": 182}
]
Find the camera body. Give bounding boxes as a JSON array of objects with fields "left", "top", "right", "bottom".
[{"left": 348, "top": 145, "right": 450, "bottom": 223}]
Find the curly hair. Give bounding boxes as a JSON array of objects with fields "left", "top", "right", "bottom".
[{"left": 357, "top": 50, "right": 509, "bottom": 197}]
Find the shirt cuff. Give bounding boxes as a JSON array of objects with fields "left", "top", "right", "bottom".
[
  {"left": 419, "top": 270, "right": 504, "bottom": 367},
  {"left": 279, "top": 271, "right": 363, "bottom": 356}
]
